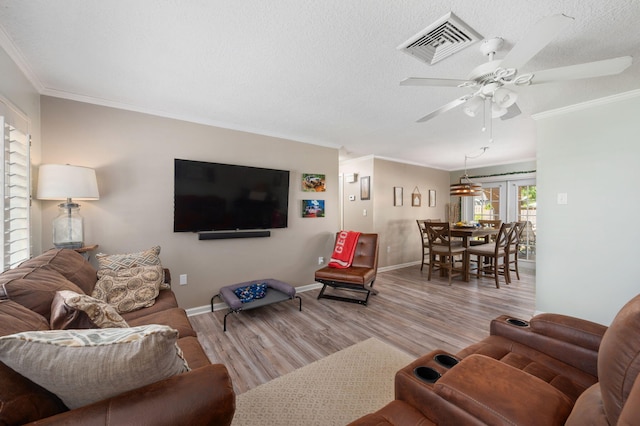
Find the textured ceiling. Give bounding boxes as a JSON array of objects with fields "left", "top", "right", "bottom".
[{"left": 0, "top": 0, "right": 638, "bottom": 170}]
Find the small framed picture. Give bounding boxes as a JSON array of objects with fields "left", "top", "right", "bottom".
[
  {"left": 302, "top": 174, "right": 326, "bottom": 192},
  {"left": 302, "top": 200, "right": 325, "bottom": 217},
  {"left": 360, "top": 176, "right": 370, "bottom": 200},
  {"left": 411, "top": 187, "right": 421, "bottom": 207},
  {"left": 429, "top": 190, "right": 436, "bottom": 207},
  {"left": 394, "top": 187, "right": 403, "bottom": 206}
]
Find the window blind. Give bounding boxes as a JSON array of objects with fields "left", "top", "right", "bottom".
[{"left": 0, "top": 100, "right": 31, "bottom": 270}]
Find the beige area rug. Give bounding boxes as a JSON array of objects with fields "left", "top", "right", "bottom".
[{"left": 231, "top": 338, "right": 414, "bottom": 426}]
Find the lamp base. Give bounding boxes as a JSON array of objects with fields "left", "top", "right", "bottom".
[{"left": 52, "top": 203, "right": 85, "bottom": 250}]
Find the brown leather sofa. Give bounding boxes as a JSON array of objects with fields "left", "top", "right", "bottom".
[
  {"left": 350, "top": 293, "right": 640, "bottom": 425},
  {"left": 0, "top": 249, "right": 235, "bottom": 425}
]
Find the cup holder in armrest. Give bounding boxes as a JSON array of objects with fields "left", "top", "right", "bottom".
[
  {"left": 414, "top": 366, "right": 441, "bottom": 383},
  {"left": 434, "top": 354, "right": 459, "bottom": 368},
  {"left": 506, "top": 318, "right": 529, "bottom": 327}
]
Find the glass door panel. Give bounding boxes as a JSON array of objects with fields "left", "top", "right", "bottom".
[{"left": 508, "top": 179, "right": 536, "bottom": 261}]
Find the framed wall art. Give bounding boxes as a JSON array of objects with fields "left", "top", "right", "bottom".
[
  {"left": 302, "top": 174, "right": 326, "bottom": 192},
  {"left": 429, "top": 190, "right": 436, "bottom": 207},
  {"left": 411, "top": 187, "right": 421, "bottom": 207},
  {"left": 360, "top": 176, "right": 370, "bottom": 200},
  {"left": 394, "top": 187, "right": 403, "bottom": 206},
  {"left": 302, "top": 199, "right": 325, "bottom": 217}
]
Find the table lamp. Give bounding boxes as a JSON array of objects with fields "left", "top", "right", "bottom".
[{"left": 37, "top": 164, "right": 99, "bottom": 249}]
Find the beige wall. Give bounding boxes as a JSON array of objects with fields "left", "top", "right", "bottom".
[
  {"left": 340, "top": 156, "right": 374, "bottom": 232},
  {"left": 40, "top": 96, "right": 339, "bottom": 309},
  {"left": 373, "top": 158, "right": 450, "bottom": 267},
  {"left": 340, "top": 157, "right": 450, "bottom": 268}
]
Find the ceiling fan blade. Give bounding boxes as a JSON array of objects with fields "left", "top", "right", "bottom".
[
  {"left": 500, "top": 103, "right": 521, "bottom": 120},
  {"left": 530, "top": 56, "right": 633, "bottom": 85},
  {"left": 500, "top": 14, "right": 574, "bottom": 71},
  {"left": 400, "top": 77, "right": 475, "bottom": 88},
  {"left": 416, "top": 96, "right": 471, "bottom": 123}
]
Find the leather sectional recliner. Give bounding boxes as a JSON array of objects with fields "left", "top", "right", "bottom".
[{"left": 350, "top": 293, "right": 640, "bottom": 425}]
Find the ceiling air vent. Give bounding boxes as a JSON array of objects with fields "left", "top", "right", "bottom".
[{"left": 398, "top": 12, "right": 483, "bottom": 65}]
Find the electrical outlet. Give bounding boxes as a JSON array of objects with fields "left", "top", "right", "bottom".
[
  {"left": 179, "top": 274, "right": 188, "bottom": 285},
  {"left": 318, "top": 257, "right": 324, "bottom": 265}
]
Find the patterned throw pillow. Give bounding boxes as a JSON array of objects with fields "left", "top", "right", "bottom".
[
  {"left": 92, "top": 265, "right": 163, "bottom": 313},
  {"left": 95, "top": 246, "right": 170, "bottom": 290},
  {"left": 0, "top": 325, "right": 190, "bottom": 409},
  {"left": 234, "top": 283, "right": 268, "bottom": 303},
  {"left": 96, "top": 246, "right": 161, "bottom": 272},
  {"left": 50, "top": 290, "right": 128, "bottom": 329}
]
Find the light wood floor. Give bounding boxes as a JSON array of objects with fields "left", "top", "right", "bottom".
[{"left": 190, "top": 264, "right": 535, "bottom": 395}]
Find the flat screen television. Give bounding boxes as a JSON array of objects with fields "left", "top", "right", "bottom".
[{"left": 174, "top": 159, "right": 290, "bottom": 232}]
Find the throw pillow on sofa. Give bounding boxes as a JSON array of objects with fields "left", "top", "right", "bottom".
[
  {"left": 92, "top": 265, "right": 164, "bottom": 313},
  {"left": 0, "top": 267, "right": 85, "bottom": 320},
  {"left": 0, "top": 324, "right": 190, "bottom": 409},
  {"left": 50, "top": 290, "right": 128, "bottom": 329},
  {"left": 18, "top": 248, "right": 98, "bottom": 295},
  {"left": 0, "top": 301, "right": 68, "bottom": 424},
  {"left": 96, "top": 245, "right": 161, "bottom": 272},
  {"left": 96, "top": 245, "right": 170, "bottom": 290}
]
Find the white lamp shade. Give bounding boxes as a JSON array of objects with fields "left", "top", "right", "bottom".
[
  {"left": 37, "top": 164, "right": 100, "bottom": 200},
  {"left": 462, "top": 96, "right": 484, "bottom": 117},
  {"left": 494, "top": 87, "right": 518, "bottom": 108},
  {"left": 491, "top": 103, "right": 508, "bottom": 118}
]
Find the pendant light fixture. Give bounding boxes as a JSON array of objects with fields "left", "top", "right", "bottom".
[{"left": 450, "top": 149, "right": 486, "bottom": 197}]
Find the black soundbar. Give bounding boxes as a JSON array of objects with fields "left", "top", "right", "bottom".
[{"left": 198, "top": 230, "right": 271, "bottom": 240}]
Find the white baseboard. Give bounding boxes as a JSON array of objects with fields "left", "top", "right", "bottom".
[
  {"left": 185, "top": 264, "right": 423, "bottom": 317},
  {"left": 378, "top": 261, "right": 420, "bottom": 273}
]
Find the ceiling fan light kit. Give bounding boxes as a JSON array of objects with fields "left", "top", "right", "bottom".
[
  {"left": 400, "top": 13, "right": 633, "bottom": 128},
  {"left": 493, "top": 87, "right": 517, "bottom": 108},
  {"left": 462, "top": 96, "right": 483, "bottom": 117}
]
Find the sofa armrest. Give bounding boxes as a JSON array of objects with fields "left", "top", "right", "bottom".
[
  {"left": 27, "top": 364, "right": 235, "bottom": 426},
  {"left": 490, "top": 313, "right": 607, "bottom": 376},
  {"left": 432, "top": 354, "right": 573, "bottom": 425}
]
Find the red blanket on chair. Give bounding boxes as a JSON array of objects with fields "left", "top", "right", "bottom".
[{"left": 328, "top": 231, "right": 361, "bottom": 268}]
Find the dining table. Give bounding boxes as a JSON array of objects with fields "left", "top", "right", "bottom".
[
  {"left": 451, "top": 226, "right": 499, "bottom": 248},
  {"left": 450, "top": 226, "right": 500, "bottom": 281}
]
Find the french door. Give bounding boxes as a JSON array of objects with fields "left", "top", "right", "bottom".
[{"left": 462, "top": 176, "right": 536, "bottom": 262}]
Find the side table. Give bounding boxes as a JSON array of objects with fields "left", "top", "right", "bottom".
[{"left": 74, "top": 244, "right": 99, "bottom": 260}]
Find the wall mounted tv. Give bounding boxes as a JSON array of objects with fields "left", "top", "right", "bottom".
[{"left": 174, "top": 159, "right": 290, "bottom": 233}]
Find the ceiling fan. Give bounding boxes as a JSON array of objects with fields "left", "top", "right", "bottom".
[{"left": 400, "top": 14, "right": 633, "bottom": 123}]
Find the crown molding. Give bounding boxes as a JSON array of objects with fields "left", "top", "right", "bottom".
[
  {"left": 0, "top": 26, "right": 44, "bottom": 93},
  {"left": 532, "top": 89, "right": 640, "bottom": 120}
]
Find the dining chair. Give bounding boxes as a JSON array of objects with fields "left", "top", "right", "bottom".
[
  {"left": 467, "top": 222, "right": 516, "bottom": 288},
  {"left": 506, "top": 221, "right": 527, "bottom": 281},
  {"left": 416, "top": 220, "right": 429, "bottom": 271},
  {"left": 417, "top": 219, "right": 445, "bottom": 270},
  {"left": 470, "top": 219, "right": 503, "bottom": 245},
  {"left": 424, "top": 222, "right": 467, "bottom": 285}
]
